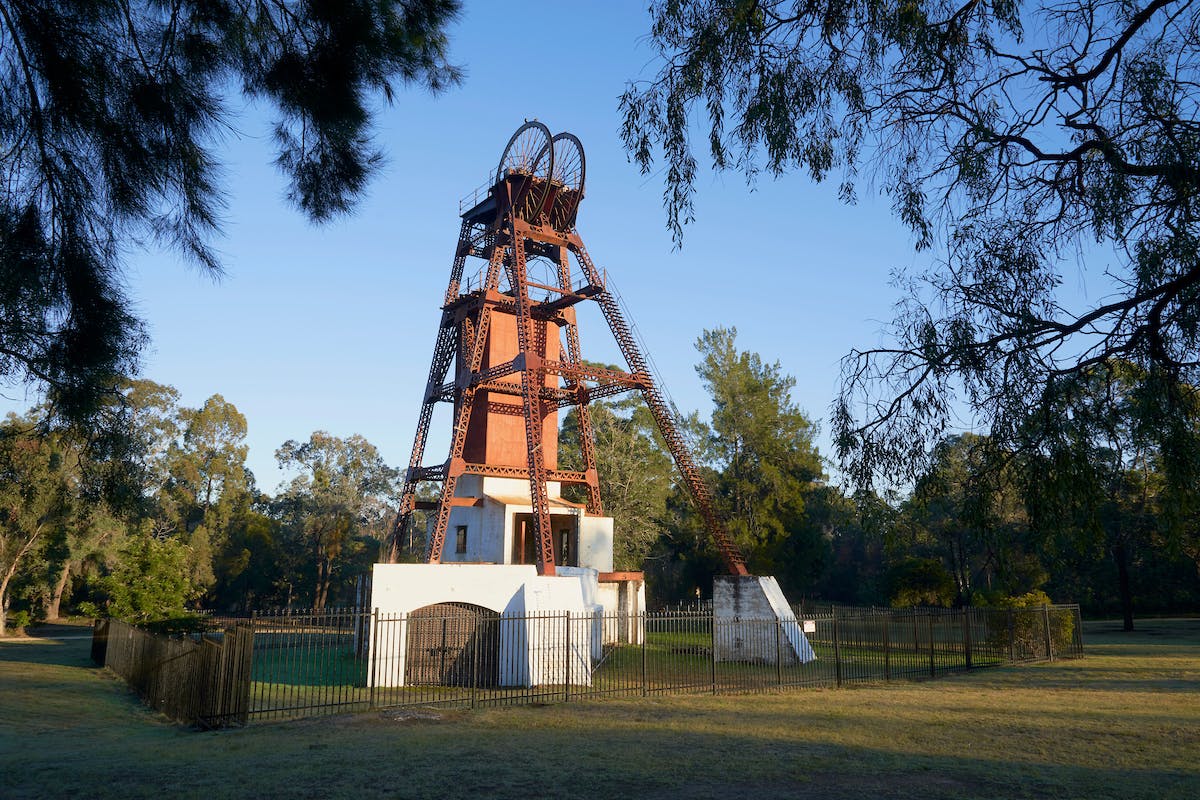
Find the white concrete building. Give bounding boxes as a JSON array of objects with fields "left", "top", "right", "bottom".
[
  {"left": 437, "top": 476, "right": 614, "bottom": 573},
  {"left": 368, "top": 477, "right": 646, "bottom": 688}
]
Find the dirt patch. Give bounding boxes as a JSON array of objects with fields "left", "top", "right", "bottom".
[{"left": 379, "top": 708, "right": 448, "bottom": 723}]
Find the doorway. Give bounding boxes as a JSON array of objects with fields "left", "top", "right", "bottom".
[{"left": 511, "top": 513, "right": 577, "bottom": 566}]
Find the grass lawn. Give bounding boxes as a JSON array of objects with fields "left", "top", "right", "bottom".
[{"left": 1, "top": 618, "right": 1196, "bottom": 800}]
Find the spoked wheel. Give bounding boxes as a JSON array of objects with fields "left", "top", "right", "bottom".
[
  {"left": 548, "top": 132, "right": 585, "bottom": 230},
  {"left": 495, "top": 121, "right": 554, "bottom": 221}
]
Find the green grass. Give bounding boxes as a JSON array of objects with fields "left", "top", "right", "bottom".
[
  {"left": 250, "top": 641, "right": 367, "bottom": 686},
  {"left": 244, "top": 625, "right": 1001, "bottom": 698},
  {"left": 1, "top": 618, "right": 1197, "bottom": 799}
]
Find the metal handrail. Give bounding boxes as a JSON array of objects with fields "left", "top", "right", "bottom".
[{"left": 459, "top": 171, "right": 497, "bottom": 214}]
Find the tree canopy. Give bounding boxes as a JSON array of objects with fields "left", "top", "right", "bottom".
[
  {"left": 0, "top": 0, "right": 461, "bottom": 424},
  {"left": 559, "top": 391, "right": 675, "bottom": 571},
  {"left": 621, "top": 0, "right": 1200, "bottom": 489},
  {"left": 275, "top": 431, "right": 396, "bottom": 610}
]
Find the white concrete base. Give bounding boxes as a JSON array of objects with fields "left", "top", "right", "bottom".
[
  {"left": 713, "top": 575, "right": 816, "bottom": 664},
  {"left": 368, "top": 563, "right": 602, "bottom": 688}
]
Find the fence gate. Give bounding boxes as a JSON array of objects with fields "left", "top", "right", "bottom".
[{"left": 404, "top": 603, "right": 498, "bottom": 686}]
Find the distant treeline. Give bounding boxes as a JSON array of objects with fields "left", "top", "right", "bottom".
[{"left": 2, "top": 330, "right": 1197, "bottom": 634}]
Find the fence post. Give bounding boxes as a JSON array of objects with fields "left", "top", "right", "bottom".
[
  {"left": 1042, "top": 605, "right": 1054, "bottom": 662},
  {"left": 368, "top": 609, "right": 378, "bottom": 710},
  {"left": 928, "top": 613, "right": 936, "bottom": 678},
  {"left": 232, "top": 625, "right": 254, "bottom": 726},
  {"left": 962, "top": 608, "right": 973, "bottom": 670},
  {"left": 247, "top": 610, "right": 258, "bottom": 715},
  {"left": 710, "top": 614, "right": 718, "bottom": 695},
  {"left": 775, "top": 619, "right": 783, "bottom": 687},
  {"left": 640, "top": 613, "right": 648, "bottom": 697},
  {"left": 1007, "top": 607, "right": 1016, "bottom": 662},
  {"left": 882, "top": 613, "right": 891, "bottom": 681},
  {"left": 564, "top": 611, "right": 572, "bottom": 703},
  {"left": 1074, "top": 605, "right": 1084, "bottom": 658},
  {"left": 471, "top": 610, "right": 480, "bottom": 710},
  {"left": 832, "top": 608, "right": 842, "bottom": 688}
]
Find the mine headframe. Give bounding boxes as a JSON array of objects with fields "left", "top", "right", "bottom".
[{"left": 387, "top": 121, "right": 749, "bottom": 577}]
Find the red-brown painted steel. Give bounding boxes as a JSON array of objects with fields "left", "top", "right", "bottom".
[{"left": 386, "top": 124, "right": 749, "bottom": 577}]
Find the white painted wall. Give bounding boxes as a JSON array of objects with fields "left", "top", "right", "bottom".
[
  {"left": 368, "top": 563, "right": 604, "bottom": 688},
  {"left": 596, "top": 579, "right": 646, "bottom": 645},
  {"left": 713, "top": 575, "right": 816, "bottom": 664},
  {"left": 577, "top": 515, "right": 614, "bottom": 572}
]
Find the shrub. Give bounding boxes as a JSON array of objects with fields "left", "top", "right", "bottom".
[
  {"left": 89, "top": 533, "right": 200, "bottom": 624},
  {"left": 985, "top": 591, "right": 1076, "bottom": 659},
  {"left": 7, "top": 610, "right": 32, "bottom": 634},
  {"left": 142, "top": 615, "right": 208, "bottom": 637},
  {"left": 885, "top": 558, "right": 956, "bottom": 607}
]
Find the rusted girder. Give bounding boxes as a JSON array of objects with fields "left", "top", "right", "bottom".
[
  {"left": 387, "top": 123, "right": 750, "bottom": 578},
  {"left": 409, "top": 464, "right": 448, "bottom": 482}
]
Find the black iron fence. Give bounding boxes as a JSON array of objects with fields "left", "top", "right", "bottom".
[{"left": 95, "top": 604, "right": 1083, "bottom": 726}]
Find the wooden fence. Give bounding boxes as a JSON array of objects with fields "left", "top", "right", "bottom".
[{"left": 92, "top": 618, "right": 254, "bottom": 728}]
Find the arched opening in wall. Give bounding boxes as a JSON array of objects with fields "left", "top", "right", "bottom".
[{"left": 405, "top": 603, "right": 499, "bottom": 687}]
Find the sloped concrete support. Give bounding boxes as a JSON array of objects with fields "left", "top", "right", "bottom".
[{"left": 713, "top": 575, "right": 816, "bottom": 664}]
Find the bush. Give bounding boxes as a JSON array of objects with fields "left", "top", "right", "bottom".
[
  {"left": 7, "top": 610, "right": 32, "bottom": 634},
  {"left": 985, "top": 591, "right": 1076, "bottom": 659},
  {"left": 885, "top": 558, "right": 956, "bottom": 607},
  {"left": 88, "top": 533, "right": 200, "bottom": 624},
  {"left": 142, "top": 614, "right": 208, "bottom": 637}
]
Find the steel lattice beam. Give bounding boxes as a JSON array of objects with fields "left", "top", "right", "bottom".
[
  {"left": 388, "top": 126, "right": 749, "bottom": 578},
  {"left": 573, "top": 240, "right": 750, "bottom": 577}
]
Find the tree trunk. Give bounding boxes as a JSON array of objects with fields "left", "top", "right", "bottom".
[
  {"left": 45, "top": 561, "right": 72, "bottom": 620},
  {"left": 1, "top": 526, "right": 44, "bottom": 635},
  {"left": 2, "top": 546, "right": 29, "bottom": 636},
  {"left": 1115, "top": 540, "right": 1135, "bottom": 632},
  {"left": 0, "top": 568, "right": 13, "bottom": 637},
  {"left": 314, "top": 558, "right": 330, "bottom": 612}
]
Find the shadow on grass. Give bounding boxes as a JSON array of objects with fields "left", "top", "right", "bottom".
[
  {"left": 0, "top": 623, "right": 96, "bottom": 668},
  {"left": 1083, "top": 618, "right": 1200, "bottom": 647}
]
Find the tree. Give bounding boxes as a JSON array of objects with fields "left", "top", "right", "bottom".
[
  {"left": 2, "top": 384, "right": 177, "bottom": 624},
  {"left": 647, "top": 328, "right": 826, "bottom": 598},
  {"left": 114, "top": 379, "right": 182, "bottom": 509},
  {"left": 694, "top": 327, "right": 825, "bottom": 575},
  {"left": 172, "top": 394, "right": 249, "bottom": 511},
  {"left": 0, "top": 1, "right": 462, "bottom": 424},
  {"left": 817, "top": 489, "right": 891, "bottom": 606},
  {"left": 560, "top": 393, "right": 675, "bottom": 570},
  {"left": 621, "top": 1, "right": 1200, "bottom": 490},
  {"left": 1022, "top": 361, "right": 1200, "bottom": 629},
  {"left": 885, "top": 557, "right": 957, "bottom": 608},
  {"left": 0, "top": 413, "right": 72, "bottom": 634},
  {"left": 899, "top": 434, "right": 1044, "bottom": 603},
  {"left": 85, "top": 528, "right": 200, "bottom": 624},
  {"left": 209, "top": 500, "right": 284, "bottom": 613},
  {"left": 275, "top": 432, "right": 395, "bottom": 609},
  {"left": 41, "top": 497, "right": 123, "bottom": 620},
  {"left": 162, "top": 394, "right": 252, "bottom": 588}
]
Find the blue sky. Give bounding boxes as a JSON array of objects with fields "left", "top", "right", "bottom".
[{"left": 4, "top": 1, "right": 922, "bottom": 491}]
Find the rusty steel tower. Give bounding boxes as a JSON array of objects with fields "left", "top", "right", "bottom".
[{"left": 387, "top": 122, "right": 747, "bottom": 578}]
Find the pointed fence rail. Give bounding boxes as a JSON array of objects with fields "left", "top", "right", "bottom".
[
  {"left": 92, "top": 618, "right": 254, "bottom": 728},
  {"left": 92, "top": 604, "right": 1083, "bottom": 727}
]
